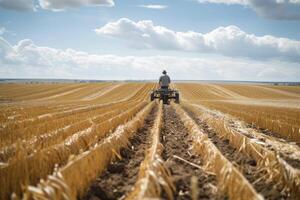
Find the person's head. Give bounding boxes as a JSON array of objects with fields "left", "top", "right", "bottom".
[{"left": 162, "top": 70, "right": 167, "bottom": 75}]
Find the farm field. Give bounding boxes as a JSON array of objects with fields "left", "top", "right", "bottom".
[{"left": 0, "top": 82, "right": 300, "bottom": 200}]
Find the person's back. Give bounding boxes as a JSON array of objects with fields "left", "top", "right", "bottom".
[{"left": 159, "top": 70, "right": 171, "bottom": 89}]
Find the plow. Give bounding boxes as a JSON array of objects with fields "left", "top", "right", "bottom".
[{"left": 150, "top": 87, "right": 180, "bottom": 104}]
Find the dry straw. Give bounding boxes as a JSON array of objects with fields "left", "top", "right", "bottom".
[
  {"left": 22, "top": 101, "right": 155, "bottom": 200},
  {"left": 126, "top": 102, "right": 175, "bottom": 200},
  {"left": 186, "top": 103, "right": 300, "bottom": 198},
  {"left": 0, "top": 101, "right": 148, "bottom": 199},
  {"left": 0, "top": 101, "right": 136, "bottom": 163},
  {"left": 172, "top": 103, "right": 263, "bottom": 200},
  {"left": 200, "top": 101, "right": 300, "bottom": 143},
  {"left": 0, "top": 99, "right": 136, "bottom": 148}
]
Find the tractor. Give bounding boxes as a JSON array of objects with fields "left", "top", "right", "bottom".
[{"left": 150, "top": 87, "right": 180, "bottom": 104}]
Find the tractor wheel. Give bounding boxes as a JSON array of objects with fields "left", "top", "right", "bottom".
[
  {"left": 150, "top": 93, "right": 154, "bottom": 101},
  {"left": 175, "top": 93, "right": 180, "bottom": 104}
]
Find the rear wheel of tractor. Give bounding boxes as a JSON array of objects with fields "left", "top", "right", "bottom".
[
  {"left": 175, "top": 93, "right": 180, "bottom": 104},
  {"left": 150, "top": 93, "right": 154, "bottom": 101}
]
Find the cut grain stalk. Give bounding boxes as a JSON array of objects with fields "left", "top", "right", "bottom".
[
  {"left": 172, "top": 103, "right": 263, "bottom": 200},
  {"left": 0, "top": 101, "right": 147, "bottom": 200},
  {"left": 125, "top": 102, "right": 175, "bottom": 200},
  {"left": 22, "top": 102, "right": 155, "bottom": 200},
  {"left": 185, "top": 103, "right": 300, "bottom": 198}
]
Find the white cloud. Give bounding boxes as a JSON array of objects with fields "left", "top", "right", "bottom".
[
  {"left": 197, "top": 0, "right": 300, "bottom": 20},
  {"left": 38, "top": 0, "right": 114, "bottom": 10},
  {"left": 139, "top": 4, "right": 168, "bottom": 9},
  {"left": 0, "top": 0, "right": 34, "bottom": 11},
  {"left": 0, "top": 36, "right": 299, "bottom": 81},
  {"left": 95, "top": 18, "right": 300, "bottom": 62}
]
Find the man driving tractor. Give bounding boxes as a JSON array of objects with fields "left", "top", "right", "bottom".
[
  {"left": 159, "top": 70, "right": 171, "bottom": 89},
  {"left": 151, "top": 70, "right": 179, "bottom": 104}
]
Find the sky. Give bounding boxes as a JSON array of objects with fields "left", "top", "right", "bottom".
[{"left": 0, "top": 0, "right": 300, "bottom": 81}]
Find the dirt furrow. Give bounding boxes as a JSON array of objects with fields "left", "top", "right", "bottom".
[
  {"left": 161, "top": 105, "right": 219, "bottom": 200},
  {"left": 192, "top": 103, "right": 300, "bottom": 169},
  {"left": 185, "top": 109, "right": 291, "bottom": 199},
  {"left": 81, "top": 106, "right": 157, "bottom": 200}
]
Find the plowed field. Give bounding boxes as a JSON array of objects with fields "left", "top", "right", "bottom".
[{"left": 0, "top": 82, "right": 299, "bottom": 200}]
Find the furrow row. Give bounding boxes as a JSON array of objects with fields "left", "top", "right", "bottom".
[
  {"left": 172, "top": 103, "right": 262, "bottom": 200},
  {"left": 184, "top": 103, "right": 300, "bottom": 198},
  {"left": 22, "top": 102, "right": 155, "bottom": 200},
  {"left": 0, "top": 101, "right": 148, "bottom": 199}
]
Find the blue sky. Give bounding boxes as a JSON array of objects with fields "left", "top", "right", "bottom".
[{"left": 0, "top": 0, "right": 300, "bottom": 81}]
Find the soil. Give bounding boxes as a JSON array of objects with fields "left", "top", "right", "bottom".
[
  {"left": 184, "top": 108, "right": 291, "bottom": 200},
  {"left": 161, "top": 105, "right": 221, "bottom": 200},
  {"left": 278, "top": 154, "right": 300, "bottom": 169},
  {"left": 81, "top": 103, "right": 295, "bottom": 200},
  {"left": 81, "top": 106, "right": 157, "bottom": 200}
]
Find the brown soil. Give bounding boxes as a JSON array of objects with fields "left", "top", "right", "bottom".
[
  {"left": 278, "top": 154, "right": 300, "bottom": 169},
  {"left": 81, "top": 106, "right": 157, "bottom": 200},
  {"left": 184, "top": 108, "right": 291, "bottom": 200},
  {"left": 161, "top": 105, "right": 221, "bottom": 200}
]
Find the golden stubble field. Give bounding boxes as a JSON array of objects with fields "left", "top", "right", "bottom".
[{"left": 0, "top": 82, "right": 299, "bottom": 200}]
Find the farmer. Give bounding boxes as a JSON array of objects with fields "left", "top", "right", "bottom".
[{"left": 159, "top": 70, "right": 171, "bottom": 89}]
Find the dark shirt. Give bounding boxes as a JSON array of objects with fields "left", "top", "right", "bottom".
[{"left": 159, "top": 75, "right": 171, "bottom": 87}]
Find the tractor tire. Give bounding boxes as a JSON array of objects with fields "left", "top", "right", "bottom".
[
  {"left": 175, "top": 93, "right": 180, "bottom": 104},
  {"left": 150, "top": 93, "right": 154, "bottom": 101}
]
